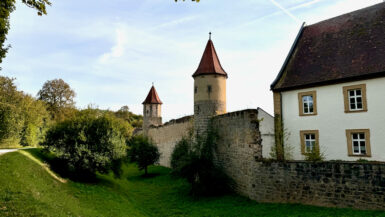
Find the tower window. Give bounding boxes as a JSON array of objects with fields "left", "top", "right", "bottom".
[
  {"left": 194, "top": 86, "right": 197, "bottom": 94},
  {"left": 207, "top": 85, "right": 212, "bottom": 93}
]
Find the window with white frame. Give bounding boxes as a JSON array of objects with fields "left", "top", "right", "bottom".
[
  {"left": 343, "top": 84, "right": 367, "bottom": 113},
  {"left": 351, "top": 132, "right": 366, "bottom": 155},
  {"left": 304, "top": 133, "right": 316, "bottom": 153},
  {"left": 302, "top": 95, "right": 314, "bottom": 114},
  {"left": 348, "top": 89, "right": 363, "bottom": 111}
]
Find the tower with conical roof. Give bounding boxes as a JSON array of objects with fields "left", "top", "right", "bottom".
[
  {"left": 193, "top": 34, "right": 228, "bottom": 135},
  {"left": 142, "top": 85, "right": 162, "bottom": 131}
]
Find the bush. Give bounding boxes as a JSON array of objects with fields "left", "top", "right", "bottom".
[
  {"left": 170, "top": 129, "right": 232, "bottom": 197},
  {"left": 170, "top": 137, "right": 190, "bottom": 173},
  {"left": 304, "top": 144, "right": 325, "bottom": 162},
  {"left": 41, "top": 114, "right": 130, "bottom": 179},
  {"left": 128, "top": 135, "right": 160, "bottom": 175}
]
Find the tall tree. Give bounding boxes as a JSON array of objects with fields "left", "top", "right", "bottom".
[
  {"left": 0, "top": 76, "right": 49, "bottom": 148},
  {"left": 37, "top": 78, "right": 76, "bottom": 121},
  {"left": 0, "top": 0, "right": 51, "bottom": 68}
]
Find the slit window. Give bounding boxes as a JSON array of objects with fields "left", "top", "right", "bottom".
[{"left": 207, "top": 85, "right": 212, "bottom": 93}]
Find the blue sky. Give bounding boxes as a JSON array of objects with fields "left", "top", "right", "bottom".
[{"left": 2, "top": 0, "right": 382, "bottom": 121}]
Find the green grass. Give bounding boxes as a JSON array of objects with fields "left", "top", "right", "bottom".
[{"left": 1, "top": 149, "right": 385, "bottom": 217}]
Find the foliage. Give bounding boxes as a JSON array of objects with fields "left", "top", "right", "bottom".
[
  {"left": 0, "top": 76, "right": 49, "bottom": 148},
  {"left": 127, "top": 135, "right": 160, "bottom": 175},
  {"left": 269, "top": 126, "right": 293, "bottom": 160},
  {"left": 37, "top": 78, "right": 76, "bottom": 121},
  {"left": 2, "top": 149, "right": 381, "bottom": 217},
  {"left": 170, "top": 137, "right": 190, "bottom": 172},
  {"left": 171, "top": 127, "right": 232, "bottom": 197},
  {"left": 114, "top": 105, "right": 143, "bottom": 128},
  {"left": 0, "top": 0, "right": 51, "bottom": 68},
  {"left": 273, "top": 115, "right": 285, "bottom": 161},
  {"left": 304, "top": 144, "right": 325, "bottom": 162},
  {"left": 41, "top": 113, "right": 130, "bottom": 179}
]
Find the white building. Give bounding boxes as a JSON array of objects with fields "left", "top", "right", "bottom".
[{"left": 271, "top": 3, "right": 385, "bottom": 161}]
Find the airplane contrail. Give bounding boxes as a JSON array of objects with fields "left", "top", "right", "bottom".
[{"left": 268, "top": 0, "right": 301, "bottom": 23}]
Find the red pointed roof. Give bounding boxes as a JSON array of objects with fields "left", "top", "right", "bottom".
[
  {"left": 192, "top": 39, "right": 227, "bottom": 78},
  {"left": 142, "top": 85, "right": 162, "bottom": 104}
]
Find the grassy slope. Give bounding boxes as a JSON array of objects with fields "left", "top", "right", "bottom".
[{"left": 1, "top": 149, "right": 385, "bottom": 217}]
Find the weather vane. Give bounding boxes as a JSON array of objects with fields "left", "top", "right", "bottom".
[{"left": 209, "top": 32, "right": 212, "bottom": 40}]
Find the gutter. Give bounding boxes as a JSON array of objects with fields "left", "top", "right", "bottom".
[{"left": 270, "top": 22, "right": 306, "bottom": 90}]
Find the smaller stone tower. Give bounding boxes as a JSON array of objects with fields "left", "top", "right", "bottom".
[
  {"left": 193, "top": 34, "right": 228, "bottom": 135},
  {"left": 142, "top": 85, "right": 162, "bottom": 131}
]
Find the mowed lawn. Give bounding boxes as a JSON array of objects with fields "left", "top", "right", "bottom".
[{"left": 1, "top": 149, "right": 385, "bottom": 217}]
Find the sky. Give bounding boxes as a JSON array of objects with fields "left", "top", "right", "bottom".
[{"left": 1, "top": 0, "right": 383, "bottom": 122}]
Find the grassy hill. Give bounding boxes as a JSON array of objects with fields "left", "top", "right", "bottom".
[{"left": 0, "top": 149, "right": 384, "bottom": 217}]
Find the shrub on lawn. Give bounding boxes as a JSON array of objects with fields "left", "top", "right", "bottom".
[
  {"left": 171, "top": 127, "right": 232, "bottom": 197},
  {"left": 41, "top": 113, "right": 130, "bottom": 179},
  {"left": 127, "top": 135, "right": 160, "bottom": 176}
]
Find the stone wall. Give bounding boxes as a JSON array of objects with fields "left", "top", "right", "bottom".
[
  {"left": 247, "top": 161, "right": 385, "bottom": 210},
  {"left": 212, "top": 109, "right": 263, "bottom": 195},
  {"left": 194, "top": 100, "right": 226, "bottom": 135},
  {"left": 146, "top": 115, "right": 193, "bottom": 167}
]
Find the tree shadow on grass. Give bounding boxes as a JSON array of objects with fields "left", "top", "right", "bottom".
[
  {"left": 23, "top": 148, "right": 107, "bottom": 184},
  {"left": 126, "top": 172, "right": 161, "bottom": 181}
]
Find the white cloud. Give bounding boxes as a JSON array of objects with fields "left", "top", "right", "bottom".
[{"left": 99, "top": 28, "right": 128, "bottom": 63}]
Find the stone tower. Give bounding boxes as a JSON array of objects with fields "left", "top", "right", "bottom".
[
  {"left": 142, "top": 85, "right": 163, "bottom": 131},
  {"left": 193, "top": 35, "right": 228, "bottom": 135}
]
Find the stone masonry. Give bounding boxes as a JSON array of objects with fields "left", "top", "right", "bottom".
[{"left": 248, "top": 161, "right": 385, "bottom": 210}]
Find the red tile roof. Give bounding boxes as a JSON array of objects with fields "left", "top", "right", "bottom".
[
  {"left": 272, "top": 2, "right": 385, "bottom": 91},
  {"left": 142, "top": 85, "right": 162, "bottom": 104},
  {"left": 192, "top": 39, "right": 227, "bottom": 78}
]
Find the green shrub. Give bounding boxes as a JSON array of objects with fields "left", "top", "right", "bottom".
[
  {"left": 41, "top": 114, "right": 130, "bottom": 179},
  {"left": 170, "top": 128, "right": 232, "bottom": 197},
  {"left": 170, "top": 137, "right": 190, "bottom": 173},
  {"left": 304, "top": 144, "right": 325, "bottom": 162},
  {"left": 127, "top": 135, "right": 160, "bottom": 175}
]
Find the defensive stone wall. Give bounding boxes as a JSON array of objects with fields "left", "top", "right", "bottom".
[
  {"left": 246, "top": 161, "right": 385, "bottom": 210},
  {"left": 212, "top": 109, "right": 263, "bottom": 194},
  {"left": 146, "top": 115, "right": 194, "bottom": 167}
]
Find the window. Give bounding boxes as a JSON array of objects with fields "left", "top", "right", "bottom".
[
  {"left": 207, "top": 85, "right": 212, "bottom": 93},
  {"left": 343, "top": 84, "right": 367, "bottom": 113},
  {"left": 300, "top": 130, "right": 319, "bottom": 154},
  {"left": 298, "top": 91, "right": 317, "bottom": 116},
  {"left": 346, "top": 129, "right": 371, "bottom": 157},
  {"left": 194, "top": 86, "right": 197, "bottom": 94}
]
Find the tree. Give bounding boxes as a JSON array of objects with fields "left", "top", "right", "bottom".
[
  {"left": 114, "top": 106, "right": 143, "bottom": 128},
  {"left": 37, "top": 79, "right": 76, "bottom": 121},
  {"left": 128, "top": 135, "right": 160, "bottom": 176},
  {"left": 0, "top": 0, "right": 51, "bottom": 68},
  {"left": 0, "top": 76, "right": 49, "bottom": 148},
  {"left": 42, "top": 113, "right": 130, "bottom": 179}
]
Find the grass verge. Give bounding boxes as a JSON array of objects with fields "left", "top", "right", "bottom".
[{"left": 0, "top": 149, "right": 384, "bottom": 217}]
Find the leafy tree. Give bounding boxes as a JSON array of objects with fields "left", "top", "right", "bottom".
[
  {"left": 0, "top": 0, "right": 51, "bottom": 68},
  {"left": 114, "top": 106, "right": 143, "bottom": 128},
  {"left": 170, "top": 127, "right": 232, "bottom": 196},
  {"left": 19, "top": 95, "right": 49, "bottom": 147},
  {"left": 37, "top": 79, "right": 76, "bottom": 121},
  {"left": 0, "top": 76, "right": 49, "bottom": 147},
  {"left": 41, "top": 113, "right": 130, "bottom": 179},
  {"left": 128, "top": 135, "right": 160, "bottom": 176}
]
